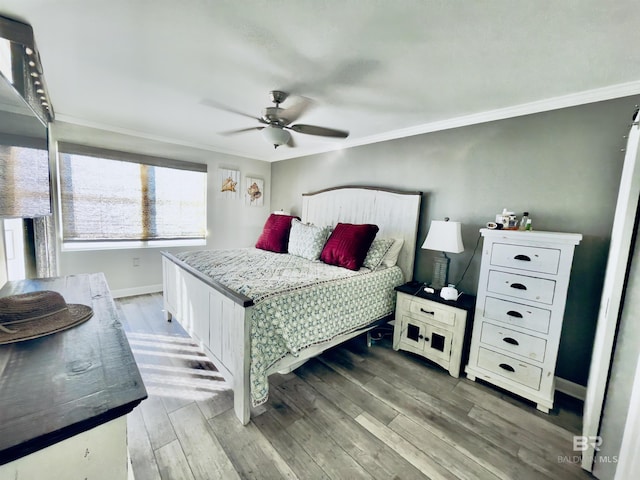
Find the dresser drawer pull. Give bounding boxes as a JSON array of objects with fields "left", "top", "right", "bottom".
[
  {"left": 502, "top": 337, "right": 519, "bottom": 346},
  {"left": 499, "top": 363, "right": 515, "bottom": 372},
  {"left": 510, "top": 283, "right": 527, "bottom": 290},
  {"left": 514, "top": 254, "right": 531, "bottom": 262},
  {"left": 506, "top": 310, "right": 523, "bottom": 318},
  {"left": 420, "top": 308, "right": 435, "bottom": 315}
]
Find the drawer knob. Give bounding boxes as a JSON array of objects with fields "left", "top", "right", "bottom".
[
  {"left": 420, "top": 308, "right": 435, "bottom": 315},
  {"left": 514, "top": 254, "right": 531, "bottom": 262},
  {"left": 509, "top": 283, "right": 527, "bottom": 291},
  {"left": 503, "top": 337, "right": 519, "bottom": 346},
  {"left": 506, "top": 310, "right": 523, "bottom": 318},
  {"left": 499, "top": 363, "right": 516, "bottom": 372}
]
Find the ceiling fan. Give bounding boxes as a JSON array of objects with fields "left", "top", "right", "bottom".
[{"left": 205, "top": 91, "right": 349, "bottom": 149}]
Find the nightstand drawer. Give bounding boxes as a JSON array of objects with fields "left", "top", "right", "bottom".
[
  {"left": 490, "top": 243, "right": 561, "bottom": 275},
  {"left": 487, "top": 270, "right": 556, "bottom": 305},
  {"left": 484, "top": 296, "right": 551, "bottom": 334},
  {"left": 477, "top": 347, "right": 542, "bottom": 390},
  {"left": 406, "top": 296, "right": 456, "bottom": 326},
  {"left": 480, "top": 322, "right": 547, "bottom": 362}
]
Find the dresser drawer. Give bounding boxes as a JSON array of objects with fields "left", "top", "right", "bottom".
[
  {"left": 480, "top": 322, "right": 547, "bottom": 362},
  {"left": 405, "top": 296, "right": 456, "bottom": 326},
  {"left": 490, "top": 243, "right": 560, "bottom": 275},
  {"left": 477, "top": 347, "right": 542, "bottom": 390},
  {"left": 483, "top": 296, "right": 551, "bottom": 334},
  {"left": 487, "top": 270, "right": 556, "bottom": 305}
]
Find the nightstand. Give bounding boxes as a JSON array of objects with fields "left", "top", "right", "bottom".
[{"left": 393, "top": 282, "right": 475, "bottom": 377}]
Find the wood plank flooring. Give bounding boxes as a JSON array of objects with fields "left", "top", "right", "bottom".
[{"left": 117, "top": 294, "right": 594, "bottom": 480}]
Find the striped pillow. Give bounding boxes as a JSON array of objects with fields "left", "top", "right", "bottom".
[
  {"left": 255, "top": 214, "right": 299, "bottom": 253},
  {"left": 320, "top": 223, "right": 379, "bottom": 270}
]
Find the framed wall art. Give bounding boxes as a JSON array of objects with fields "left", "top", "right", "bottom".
[
  {"left": 218, "top": 168, "right": 240, "bottom": 200},
  {"left": 245, "top": 176, "right": 264, "bottom": 206}
]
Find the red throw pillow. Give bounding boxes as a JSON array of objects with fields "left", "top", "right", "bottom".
[
  {"left": 255, "top": 214, "right": 299, "bottom": 253},
  {"left": 320, "top": 223, "right": 379, "bottom": 270}
]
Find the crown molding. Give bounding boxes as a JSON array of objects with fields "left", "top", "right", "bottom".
[
  {"left": 336, "top": 81, "right": 640, "bottom": 152},
  {"left": 56, "top": 81, "right": 640, "bottom": 163},
  {"left": 54, "top": 113, "right": 262, "bottom": 160}
]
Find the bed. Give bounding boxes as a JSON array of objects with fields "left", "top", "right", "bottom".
[{"left": 161, "top": 185, "right": 422, "bottom": 424}]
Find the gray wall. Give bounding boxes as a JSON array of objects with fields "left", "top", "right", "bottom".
[
  {"left": 271, "top": 95, "right": 640, "bottom": 386},
  {"left": 50, "top": 122, "right": 271, "bottom": 295}
]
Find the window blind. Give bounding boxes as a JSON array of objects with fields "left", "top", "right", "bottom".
[
  {"left": 58, "top": 143, "right": 207, "bottom": 242},
  {"left": 0, "top": 139, "right": 51, "bottom": 218}
]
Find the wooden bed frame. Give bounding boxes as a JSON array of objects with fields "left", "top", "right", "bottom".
[{"left": 161, "top": 186, "right": 422, "bottom": 424}]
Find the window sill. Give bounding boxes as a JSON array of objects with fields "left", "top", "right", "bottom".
[{"left": 61, "top": 239, "right": 207, "bottom": 252}]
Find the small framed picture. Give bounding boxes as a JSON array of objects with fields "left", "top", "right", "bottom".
[
  {"left": 245, "top": 177, "right": 264, "bottom": 206},
  {"left": 218, "top": 168, "right": 240, "bottom": 200}
]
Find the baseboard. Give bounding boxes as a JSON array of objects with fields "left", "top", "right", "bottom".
[
  {"left": 111, "top": 284, "right": 163, "bottom": 299},
  {"left": 555, "top": 376, "right": 587, "bottom": 401}
]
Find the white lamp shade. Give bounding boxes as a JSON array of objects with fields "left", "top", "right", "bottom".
[
  {"left": 421, "top": 220, "right": 464, "bottom": 253},
  {"left": 262, "top": 125, "right": 291, "bottom": 146}
]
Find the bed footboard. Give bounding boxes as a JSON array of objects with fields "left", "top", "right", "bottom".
[{"left": 162, "top": 254, "right": 252, "bottom": 424}]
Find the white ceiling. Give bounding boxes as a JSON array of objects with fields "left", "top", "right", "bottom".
[{"left": 2, "top": 1, "right": 640, "bottom": 161}]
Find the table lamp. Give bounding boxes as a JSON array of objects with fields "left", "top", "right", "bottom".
[{"left": 421, "top": 218, "right": 464, "bottom": 291}]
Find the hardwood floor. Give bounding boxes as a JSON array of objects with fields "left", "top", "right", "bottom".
[{"left": 117, "top": 294, "right": 594, "bottom": 480}]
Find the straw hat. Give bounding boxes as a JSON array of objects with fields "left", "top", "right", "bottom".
[{"left": 0, "top": 290, "right": 93, "bottom": 345}]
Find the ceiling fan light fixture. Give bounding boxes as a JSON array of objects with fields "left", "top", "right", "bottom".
[
  {"left": 262, "top": 125, "right": 290, "bottom": 148},
  {"left": 210, "top": 91, "right": 348, "bottom": 149}
]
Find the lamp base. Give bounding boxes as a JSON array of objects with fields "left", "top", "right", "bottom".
[{"left": 430, "top": 255, "right": 450, "bottom": 290}]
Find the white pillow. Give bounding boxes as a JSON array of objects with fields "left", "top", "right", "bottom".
[
  {"left": 287, "top": 219, "right": 330, "bottom": 261},
  {"left": 381, "top": 238, "right": 404, "bottom": 268}
]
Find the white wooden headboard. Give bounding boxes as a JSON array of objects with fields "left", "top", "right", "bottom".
[{"left": 301, "top": 186, "right": 423, "bottom": 281}]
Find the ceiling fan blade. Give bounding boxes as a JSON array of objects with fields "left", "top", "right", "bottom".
[
  {"left": 288, "top": 124, "right": 349, "bottom": 138},
  {"left": 279, "top": 97, "right": 313, "bottom": 125},
  {"left": 219, "top": 126, "right": 265, "bottom": 136},
  {"left": 200, "top": 99, "right": 267, "bottom": 124}
]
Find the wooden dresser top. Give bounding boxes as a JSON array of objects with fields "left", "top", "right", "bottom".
[{"left": 0, "top": 273, "right": 147, "bottom": 465}]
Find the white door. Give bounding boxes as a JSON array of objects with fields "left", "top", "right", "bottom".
[{"left": 582, "top": 111, "right": 640, "bottom": 471}]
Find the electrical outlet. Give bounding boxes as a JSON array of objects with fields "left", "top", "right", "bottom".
[{"left": 133, "top": 257, "right": 140, "bottom": 267}]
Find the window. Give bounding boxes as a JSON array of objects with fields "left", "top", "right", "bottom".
[
  {"left": 58, "top": 143, "right": 207, "bottom": 244},
  {"left": 0, "top": 142, "right": 50, "bottom": 218}
]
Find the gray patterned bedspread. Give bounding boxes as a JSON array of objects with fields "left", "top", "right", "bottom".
[{"left": 174, "top": 248, "right": 404, "bottom": 406}]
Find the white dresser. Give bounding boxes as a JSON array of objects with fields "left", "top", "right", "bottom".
[{"left": 465, "top": 229, "right": 582, "bottom": 412}]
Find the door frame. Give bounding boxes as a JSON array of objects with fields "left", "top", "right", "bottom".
[{"left": 582, "top": 113, "right": 640, "bottom": 471}]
